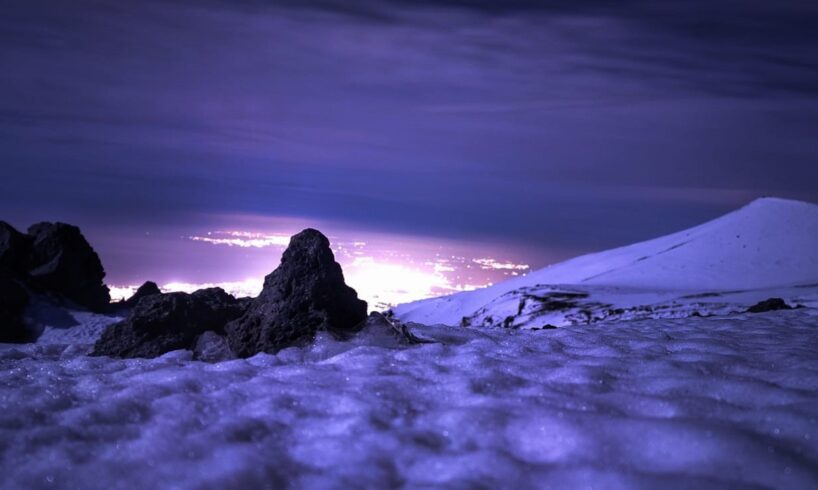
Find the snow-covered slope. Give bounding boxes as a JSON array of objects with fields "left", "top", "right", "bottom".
[{"left": 393, "top": 198, "right": 818, "bottom": 327}]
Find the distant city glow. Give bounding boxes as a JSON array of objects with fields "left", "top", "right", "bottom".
[
  {"left": 472, "top": 258, "right": 530, "bottom": 271},
  {"left": 108, "top": 285, "right": 140, "bottom": 302},
  {"left": 189, "top": 231, "right": 291, "bottom": 248},
  {"left": 110, "top": 228, "right": 530, "bottom": 310},
  {"left": 343, "top": 256, "right": 481, "bottom": 310}
]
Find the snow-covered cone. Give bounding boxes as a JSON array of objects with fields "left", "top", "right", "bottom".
[{"left": 226, "top": 228, "right": 367, "bottom": 357}]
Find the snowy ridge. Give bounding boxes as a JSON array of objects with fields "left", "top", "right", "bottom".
[{"left": 393, "top": 198, "right": 818, "bottom": 328}]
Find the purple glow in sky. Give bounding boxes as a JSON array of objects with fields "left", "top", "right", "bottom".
[
  {"left": 99, "top": 215, "right": 537, "bottom": 309},
  {"left": 2, "top": 0, "right": 817, "bottom": 302}
]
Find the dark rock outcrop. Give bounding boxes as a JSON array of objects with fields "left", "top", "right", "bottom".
[
  {"left": 121, "top": 281, "right": 162, "bottom": 308},
  {"left": 0, "top": 222, "right": 31, "bottom": 275},
  {"left": 193, "top": 331, "right": 234, "bottom": 362},
  {"left": 27, "top": 222, "right": 110, "bottom": 312},
  {"left": 747, "top": 297, "right": 793, "bottom": 313},
  {"left": 92, "top": 288, "right": 248, "bottom": 358},
  {"left": 0, "top": 273, "right": 31, "bottom": 343},
  {"left": 364, "top": 312, "right": 432, "bottom": 345},
  {"left": 225, "top": 228, "right": 367, "bottom": 357},
  {"left": 0, "top": 223, "right": 34, "bottom": 342}
]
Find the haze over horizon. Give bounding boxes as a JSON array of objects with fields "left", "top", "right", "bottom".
[{"left": 2, "top": 0, "right": 818, "bottom": 302}]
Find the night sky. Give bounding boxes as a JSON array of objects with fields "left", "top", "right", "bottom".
[{"left": 2, "top": 1, "right": 818, "bottom": 301}]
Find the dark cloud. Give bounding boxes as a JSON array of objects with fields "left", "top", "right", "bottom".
[
  {"left": 1, "top": 0, "right": 817, "bottom": 263},
  {"left": 283, "top": 0, "right": 818, "bottom": 97}
]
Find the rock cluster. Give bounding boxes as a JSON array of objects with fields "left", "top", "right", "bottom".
[
  {"left": 92, "top": 228, "right": 368, "bottom": 359},
  {"left": 0, "top": 221, "right": 111, "bottom": 342},
  {"left": 0, "top": 274, "right": 31, "bottom": 343},
  {"left": 117, "top": 281, "right": 162, "bottom": 309},
  {"left": 2, "top": 220, "right": 374, "bottom": 358},
  {"left": 0, "top": 221, "right": 110, "bottom": 309},
  {"left": 0, "top": 222, "right": 31, "bottom": 275},
  {"left": 92, "top": 288, "right": 248, "bottom": 359},
  {"left": 1, "top": 220, "right": 372, "bottom": 359},
  {"left": 27, "top": 222, "right": 110, "bottom": 311},
  {"left": 747, "top": 297, "right": 793, "bottom": 313},
  {"left": 0, "top": 223, "right": 32, "bottom": 341},
  {"left": 225, "top": 229, "right": 368, "bottom": 357}
]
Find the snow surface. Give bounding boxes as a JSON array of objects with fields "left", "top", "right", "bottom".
[
  {"left": 2, "top": 310, "right": 818, "bottom": 488},
  {"left": 393, "top": 198, "right": 818, "bottom": 328},
  {"left": 26, "top": 299, "right": 123, "bottom": 346}
]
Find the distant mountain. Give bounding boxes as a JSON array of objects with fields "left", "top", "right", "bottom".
[{"left": 392, "top": 198, "right": 818, "bottom": 328}]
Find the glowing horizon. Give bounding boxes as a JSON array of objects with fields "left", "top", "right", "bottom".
[{"left": 108, "top": 228, "right": 531, "bottom": 310}]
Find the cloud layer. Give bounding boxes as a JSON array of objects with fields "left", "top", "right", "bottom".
[{"left": 1, "top": 0, "right": 817, "bottom": 255}]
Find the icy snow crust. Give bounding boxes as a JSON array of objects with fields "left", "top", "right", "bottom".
[
  {"left": 3, "top": 311, "right": 818, "bottom": 489},
  {"left": 394, "top": 198, "right": 818, "bottom": 328}
]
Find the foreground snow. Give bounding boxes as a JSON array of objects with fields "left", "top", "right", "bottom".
[{"left": 2, "top": 310, "right": 818, "bottom": 488}]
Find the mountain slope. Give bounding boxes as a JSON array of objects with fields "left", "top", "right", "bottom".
[{"left": 393, "top": 197, "right": 818, "bottom": 327}]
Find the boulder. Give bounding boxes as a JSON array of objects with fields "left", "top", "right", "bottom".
[
  {"left": 27, "top": 222, "right": 110, "bottom": 312},
  {"left": 363, "top": 312, "right": 432, "bottom": 345},
  {"left": 0, "top": 222, "right": 31, "bottom": 275},
  {"left": 0, "top": 273, "right": 31, "bottom": 343},
  {"left": 92, "top": 288, "right": 248, "bottom": 358},
  {"left": 121, "top": 281, "right": 162, "bottom": 308},
  {"left": 193, "top": 331, "right": 234, "bottom": 362},
  {"left": 747, "top": 297, "right": 793, "bottom": 313},
  {"left": 225, "top": 228, "right": 367, "bottom": 357}
]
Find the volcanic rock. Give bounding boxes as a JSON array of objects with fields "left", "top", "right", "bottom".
[
  {"left": 0, "top": 273, "right": 31, "bottom": 343},
  {"left": 193, "top": 331, "right": 234, "bottom": 362},
  {"left": 122, "top": 281, "right": 162, "bottom": 308},
  {"left": 92, "top": 288, "right": 248, "bottom": 359},
  {"left": 225, "top": 228, "right": 367, "bottom": 357},
  {"left": 0, "top": 222, "right": 31, "bottom": 275},
  {"left": 363, "top": 312, "right": 433, "bottom": 345},
  {"left": 747, "top": 297, "right": 793, "bottom": 313},
  {"left": 27, "top": 222, "right": 110, "bottom": 312}
]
